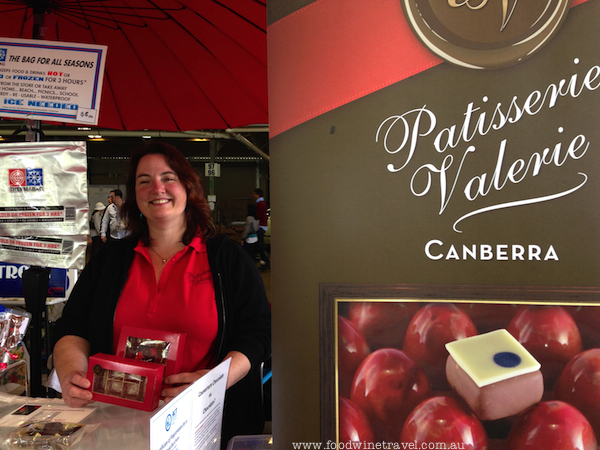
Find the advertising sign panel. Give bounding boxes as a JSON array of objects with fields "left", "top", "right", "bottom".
[
  {"left": 0, "top": 262, "right": 72, "bottom": 299},
  {"left": 0, "top": 38, "right": 107, "bottom": 125},
  {"left": 268, "top": 0, "right": 600, "bottom": 287},
  {"left": 267, "top": 0, "right": 600, "bottom": 447}
]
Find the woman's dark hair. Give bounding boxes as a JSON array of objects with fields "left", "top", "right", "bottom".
[
  {"left": 121, "top": 141, "right": 217, "bottom": 245},
  {"left": 247, "top": 203, "right": 257, "bottom": 219}
]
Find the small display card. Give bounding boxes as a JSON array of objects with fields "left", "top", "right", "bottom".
[
  {"left": 0, "top": 403, "right": 95, "bottom": 428},
  {"left": 150, "top": 358, "right": 231, "bottom": 450}
]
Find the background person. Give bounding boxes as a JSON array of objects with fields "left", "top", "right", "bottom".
[
  {"left": 89, "top": 202, "right": 105, "bottom": 258},
  {"left": 52, "top": 142, "right": 271, "bottom": 442},
  {"left": 242, "top": 203, "right": 260, "bottom": 261},
  {"left": 99, "top": 194, "right": 112, "bottom": 234},
  {"left": 100, "top": 189, "right": 127, "bottom": 243},
  {"left": 253, "top": 188, "right": 270, "bottom": 270}
]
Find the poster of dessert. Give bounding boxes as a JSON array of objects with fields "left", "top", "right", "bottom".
[{"left": 320, "top": 284, "right": 600, "bottom": 449}]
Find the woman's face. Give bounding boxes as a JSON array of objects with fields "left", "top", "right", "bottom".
[{"left": 135, "top": 154, "right": 187, "bottom": 227}]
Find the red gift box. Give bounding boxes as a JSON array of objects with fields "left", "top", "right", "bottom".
[
  {"left": 115, "top": 327, "right": 186, "bottom": 379},
  {"left": 87, "top": 353, "right": 164, "bottom": 412}
]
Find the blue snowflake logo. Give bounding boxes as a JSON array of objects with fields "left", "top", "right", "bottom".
[
  {"left": 26, "top": 169, "right": 43, "bottom": 186},
  {"left": 0, "top": 49, "right": 6, "bottom": 62}
]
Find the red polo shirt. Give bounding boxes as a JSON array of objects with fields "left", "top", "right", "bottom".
[{"left": 112, "top": 234, "right": 218, "bottom": 373}]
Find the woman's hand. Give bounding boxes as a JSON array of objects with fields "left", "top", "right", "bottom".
[
  {"left": 60, "top": 370, "right": 94, "bottom": 407},
  {"left": 161, "top": 369, "right": 210, "bottom": 402},
  {"left": 161, "top": 351, "right": 252, "bottom": 402},
  {"left": 53, "top": 335, "right": 94, "bottom": 408}
]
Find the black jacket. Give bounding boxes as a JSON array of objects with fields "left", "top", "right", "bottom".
[{"left": 53, "top": 234, "right": 271, "bottom": 442}]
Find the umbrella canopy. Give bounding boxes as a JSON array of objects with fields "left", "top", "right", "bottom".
[{"left": 0, "top": 0, "right": 268, "bottom": 131}]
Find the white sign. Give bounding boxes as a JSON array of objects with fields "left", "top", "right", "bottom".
[
  {"left": 205, "top": 163, "right": 221, "bottom": 177},
  {"left": 0, "top": 38, "right": 107, "bottom": 125},
  {"left": 150, "top": 358, "right": 231, "bottom": 450}
]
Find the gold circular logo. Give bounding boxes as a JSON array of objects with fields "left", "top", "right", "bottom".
[{"left": 401, "top": 0, "right": 572, "bottom": 69}]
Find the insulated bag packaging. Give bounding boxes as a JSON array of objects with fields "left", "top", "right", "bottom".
[{"left": 0, "top": 142, "right": 89, "bottom": 269}]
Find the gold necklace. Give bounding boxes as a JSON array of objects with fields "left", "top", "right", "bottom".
[{"left": 148, "top": 245, "right": 182, "bottom": 264}]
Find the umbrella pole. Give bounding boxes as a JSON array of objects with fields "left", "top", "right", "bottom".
[
  {"left": 27, "top": 1, "right": 44, "bottom": 142},
  {"left": 22, "top": 122, "right": 48, "bottom": 398},
  {"left": 22, "top": 116, "right": 47, "bottom": 397},
  {"left": 21, "top": 4, "right": 48, "bottom": 398},
  {"left": 26, "top": 121, "right": 41, "bottom": 143}
]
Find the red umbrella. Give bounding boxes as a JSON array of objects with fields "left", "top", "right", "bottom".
[{"left": 0, "top": 0, "right": 268, "bottom": 131}]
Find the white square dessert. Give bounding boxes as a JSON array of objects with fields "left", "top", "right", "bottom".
[{"left": 445, "top": 329, "right": 543, "bottom": 420}]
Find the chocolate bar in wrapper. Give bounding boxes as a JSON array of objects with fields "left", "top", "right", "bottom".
[
  {"left": 4, "top": 421, "right": 84, "bottom": 449},
  {"left": 125, "top": 338, "right": 170, "bottom": 365},
  {"left": 116, "top": 327, "right": 186, "bottom": 378},
  {"left": 0, "top": 307, "right": 30, "bottom": 350}
]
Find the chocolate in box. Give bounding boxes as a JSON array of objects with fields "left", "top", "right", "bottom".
[
  {"left": 87, "top": 353, "right": 164, "bottom": 412},
  {"left": 115, "top": 326, "right": 186, "bottom": 379}
]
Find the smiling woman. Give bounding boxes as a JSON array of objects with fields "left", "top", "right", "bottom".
[
  {"left": 134, "top": 154, "right": 188, "bottom": 237},
  {"left": 52, "top": 141, "right": 271, "bottom": 443}
]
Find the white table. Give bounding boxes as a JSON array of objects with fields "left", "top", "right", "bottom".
[{"left": 0, "top": 393, "right": 155, "bottom": 449}]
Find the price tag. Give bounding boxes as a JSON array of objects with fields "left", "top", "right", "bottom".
[{"left": 77, "top": 108, "right": 97, "bottom": 123}]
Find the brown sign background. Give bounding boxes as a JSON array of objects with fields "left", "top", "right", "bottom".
[{"left": 268, "top": 0, "right": 600, "bottom": 446}]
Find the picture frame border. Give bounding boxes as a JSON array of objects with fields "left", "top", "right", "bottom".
[{"left": 319, "top": 283, "right": 600, "bottom": 443}]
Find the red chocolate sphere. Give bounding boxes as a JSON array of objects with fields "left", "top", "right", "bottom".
[
  {"left": 457, "top": 303, "right": 526, "bottom": 334},
  {"left": 403, "top": 303, "right": 478, "bottom": 389},
  {"left": 507, "top": 306, "right": 582, "bottom": 390},
  {"left": 339, "top": 397, "right": 376, "bottom": 444},
  {"left": 568, "top": 306, "right": 600, "bottom": 349},
  {"left": 506, "top": 401, "right": 597, "bottom": 450},
  {"left": 338, "top": 316, "right": 371, "bottom": 398},
  {"left": 400, "top": 396, "right": 488, "bottom": 450},
  {"left": 350, "top": 348, "right": 430, "bottom": 442},
  {"left": 348, "top": 301, "right": 420, "bottom": 351},
  {"left": 554, "top": 348, "right": 600, "bottom": 438}
]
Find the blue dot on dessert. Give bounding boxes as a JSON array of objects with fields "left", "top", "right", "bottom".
[{"left": 494, "top": 352, "right": 521, "bottom": 368}]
